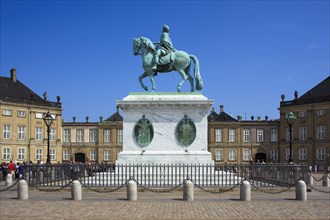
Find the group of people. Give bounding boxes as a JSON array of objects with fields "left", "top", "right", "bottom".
[{"left": 1, "top": 160, "right": 25, "bottom": 180}]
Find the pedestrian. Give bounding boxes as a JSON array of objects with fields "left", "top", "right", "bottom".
[
  {"left": 1, "top": 162, "right": 8, "bottom": 180},
  {"left": 8, "top": 161, "right": 16, "bottom": 178}
]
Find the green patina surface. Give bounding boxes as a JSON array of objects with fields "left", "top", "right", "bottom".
[
  {"left": 134, "top": 115, "right": 154, "bottom": 147},
  {"left": 175, "top": 115, "right": 196, "bottom": 147},
  {"left": 130, "top": 92, "right": 202, "bottom": 96}
]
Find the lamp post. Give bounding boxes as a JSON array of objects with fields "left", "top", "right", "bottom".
[
  {"left": 43, "top": 110, "right": 54, "bottom": 164},
  {"left": 286, "top": 112, "right": 296, "bottom": 164}
]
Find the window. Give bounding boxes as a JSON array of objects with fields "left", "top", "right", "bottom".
[
  {"left": 270, "top": 149, "right": 278, "bottom": 161},
  {"left": 104, "top": 150, "right": 111, "bottom": 161},
  {"left": 36, "top": 127, "right": 42, "bottom": 141},
  {"left": 117, "top": 129, "right": 123, "bottom": 143},
  {"left": 228, "top": 129, "right": 236, "bottom": 142},
  {"left": 17, "top": 111, "right": 26, "bottom": 117},
  {"left": 257, "top": 129, "right": 264, "bottom": 142},
  {"left": 50, "top": 149, "right": 56, "bottom": 161},
  {"left": 35, "top": 113, "right": 43, "bottom": 119},
  {"left": 104, "top": 129, "right": 111, "bottom": 143},
  {"left": 215, "top": 129, "right": 222, "bottom": 142},
  {"left": 243, "top": 149, "right": 251, "bottom": 161},
  {"left": 299, "top": 127, "right": 307, "bottom": 141},
  {"left": 299, "top": 148, "right": 307, "bottom": 160},
  {"left": 89, "top": 129, "right": 97, "bottom": 143},
  {"left": 64, "top": 129, "right": 71, "bottom": 142},
  {"left": 77, "top": 129, "right": 84, "bottom": 142},
  {"left": 299, "top": 111, "right": 307, "bottom": 118},
  {"left": 50, "top": 128, "right": 56, "bottom": 141},
  {"left": 316, "top": 110, "right": 326, "bottom": 116},
  {"left": 3, "top": 125, "right": 11, "bottom": 139},
  {"left": 18, "top": 148, "right": 25, "bottom": 160},
  {"left": 3, "top": 148, "right": 10, "bottom": 160},
  {"left": 286, "top": 128, "right": 294, "bottom": 141},
  {"left": 18, "top": 126, "right": 25, "bottom": 140},
  {"left": 316, "top": 125, "right": 326, "bottom": 139},
  {"left": 228, "top": 149, "right": 236, "bottom": 161},
  {"left": 285, "top": 148, "right": 292, "bottom": 161},
  {"left": 90, "top": 150, "right": 96, "bottom": 161},
  {"left": 35, "top": 149, "right": 43, "bottom": 160},
  {"left": 2, "top": 109, "right": 12, "bottom": 116},
  {"left": 215, "top": 149, "right": 223, "bottom": 161},
  {"left": 270, "top": 129, "right": 278, "bottom": 142},
  {"left": 63, "top": 150, "right": 70, "bottom": 161},
  {"left": 243, "top": 129, "right": 250, "bottom": 142},
  {"left": 316, "top": 147, "right": 326, "bottom": 160}
]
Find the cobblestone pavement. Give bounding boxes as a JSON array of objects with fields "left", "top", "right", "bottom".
[{"left": 1, "top": 183, "right": 329, "bottom": 220}]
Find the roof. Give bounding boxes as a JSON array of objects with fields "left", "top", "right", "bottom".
[
  {"left": 105, "top": 108, "right": 123, "bottom": 122},
  {"left": 208, "top": 110, "right": 237, "bottom": 122},
  {"left": 0, "top": 75, "right": 61, "bottom": 108}
]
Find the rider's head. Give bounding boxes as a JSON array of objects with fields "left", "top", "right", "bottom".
[{"left": 162, "top": 24, "right": 170, "bottom": 33}]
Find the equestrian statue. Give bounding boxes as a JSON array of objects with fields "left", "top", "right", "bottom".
[{"left": 133, "top": 24, "right": 203, "bottom": 92}]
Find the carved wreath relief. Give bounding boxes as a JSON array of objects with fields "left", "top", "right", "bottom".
[
  {"left": 134, "top": 115, "right": 154, "bottom": 147},
  {"left": 175, "top": 115, "right": 196, "bottom": 147}
]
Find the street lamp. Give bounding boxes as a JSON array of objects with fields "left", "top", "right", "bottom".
[
  {"left": 286, "top": 112, "right": 296, "bottom": 164},
  {"left": 43, "top": 110, "right": 54, "bottom": 164}
]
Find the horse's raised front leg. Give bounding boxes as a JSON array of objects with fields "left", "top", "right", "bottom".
[
  {"left": 177, "top": 70, "right": 188, "bottom": 92},
  {"left": 138, "top": 72, "right": 148, "bottom": 91}
]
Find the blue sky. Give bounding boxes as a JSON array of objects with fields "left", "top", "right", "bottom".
[{"left": 1, "top": 0, "right": 329, "bottom": 122}]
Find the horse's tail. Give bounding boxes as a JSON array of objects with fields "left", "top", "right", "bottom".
[{"left": 189, "top": 54, "right": 203, "bottom": 90}]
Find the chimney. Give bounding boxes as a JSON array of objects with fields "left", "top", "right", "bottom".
[
  {"left": 211, "top": 107, "right": 215, "bottom": 113},
  {"left": 10, "top": 68, "right": 17, "bottom": 82},
  {"left": 257, "top": 116, "right": 261, "bottom": 122},
  {"left": 220, "top": 105, "right": 224, "bottom": 113},
  {"left": 116, "top": 105, "right": 119, "bottom": 113},
  {"left": 100, "top": 116, "right": 103, "bottom": 123}
]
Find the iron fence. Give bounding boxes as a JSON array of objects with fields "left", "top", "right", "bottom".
[{"left": 21, "top": 163, "right": 309, "bottom": 188}]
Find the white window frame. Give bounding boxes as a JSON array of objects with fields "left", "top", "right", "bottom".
[
  {"left": 285, "top": 148, "right": 292, "bottom": 161},
  {"left": 64, "top": 129, "right": 71, "bottom": 142},
  {"left": 18, "top": 148, "right": 25, "bottom": 160},
  {"left": 17, "top": 111, "right": 26, "bottom": 117},
  {"left": 228, "top": 129, "right": 236, "bottom": 142},
  {"left": 50, "top": 128, "right": 56, "bottom": 141},
  {"left": 50, "top": 149, "right": 56, "bottom": 161},
  {"left": 63, "top": 150, "right": 70, "bottom": 161},
  {"left": 270, "top": 129, "right": 278, "bottom": 142},
  {"left": 35, "top": 149, "right": 43, "bottom": 161},
  {"left": 215, "top": 149, "right": 223, "bottom": 161},
  {"left": 35, "top": 113, "right": 43, "bottom": 119},
  {"left": 228, "top": 149, "right": 236, "bottom": 161},
  {"left": 117, "top": 129, "right": 123, "bottom": 143},
  {"left": 316, "top": 147, "right": 326, "bottom": 160},
  {"left": 298, "top": 148, "right": 307, "bottom": 161},
  {"left": 243, "top": 149, "right": 251, "bottom": 161},
  {"left": 36, "top": 127, "right": 42, "bottom": 141},
  {"left": 77, "top": 129, "right": 84, "bottom": 142},
  {"left": 299, "top": 126, "right": 307, "bottom": 141},
  {"left": 18, "top": 126, "right": 25, "bottom": 140},
  {"left": 299, "top": 111, "right": 307, "bottom": 118},
  {"left": 316, "top": 109, "right": 326, "bottom": 116},
  {"left": 286, "top": 128, "right": 294, "bottom": 141},
  {"left": 90, "top": 150, "right": 96, "bottom": 161},
  {"left": 3, "top": 125, "right": 11, "bottom": 139},
  {"left": 89, "top": 129, "right": 97, "bottom": 143},
  {"left": 243, "top": 129, "right": 250, "bottom": 142},
  {"left": 104, "top": 129, "right": 111, "bottom": 143},
  {"left": 2, "top": 109, "right": 12, "bottom": 116},
  {"left": 215, "top": 129, "right": 222, "bottom": 142},
  {"left": 3, "top": 148, "right": 11, "bottom": 160},
  {"left": 257, "top": 129, "right": 264, "bottom": 142},
  {"left": 270, "top": 149, "right": 278, "bottom": 161},
  {"left": 104, "top": 150, "right": 111, "bottom": 161},
  {"left": 316, "top": 125, "right": 325, "bottom": 140}
]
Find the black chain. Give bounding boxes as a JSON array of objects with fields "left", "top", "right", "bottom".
[
  {"left": 33, "top": 180, "right": 73, "bottom": 192},
  {"left": 192, "top": 180, "right": 242, "bottom": 194},
  {"left": 0, "top": 179, "right": 20, "bottom": 192},
  {"left": 250, "top": 181, "right": 295, "bottom": 194},
  {"left": 131, "top": 178, "right": 184, "bottom": 193},
  {"left": 310, "top": 173, "right": 326, "bottom": 182},
  {"left": 307, "top": 184, "right": 330, "bottom": 194},
  {"left": 80, "top": 179, "right": 129, "bottom": 193}
]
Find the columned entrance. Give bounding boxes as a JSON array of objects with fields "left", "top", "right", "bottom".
[
  {"left": 255, "top": 153, "right": 266, "bottom": 163},
  {"left": 75, "top": 153, "right": 86, "bottom": 163}
]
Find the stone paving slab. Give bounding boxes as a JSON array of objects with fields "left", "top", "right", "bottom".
[{"left": 1, "top": 187, "right": 329, "bottom": 220}]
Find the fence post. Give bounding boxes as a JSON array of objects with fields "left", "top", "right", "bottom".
[
  {"left": 18, "top": 179, "right": 28, "bottom": 200},
  {"left": 296, "top": 180, "right": 307, "bottom": 201},
  {"left": 240, "top": 180, "right": 251, "bottom": 201},
  {"left": 5, "top": 173, "right": 12, "bottom": 186},
  {"left": 183, "top": 179, "right": 194, "bottom": 201},
  {"left": 307, "top": 173, "right": 313, "bottom": 185},
  {"left": 322, "top": 174, "right": 329, "bottom": 187},
  {"left": 127, "top": 180, "right": 137, "bottom": 201},
  {"left": 71, "top": 180, "right": 82, "bottom": 200}
]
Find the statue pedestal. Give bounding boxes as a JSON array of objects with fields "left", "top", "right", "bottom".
[{"left": 116, "top": 92, "right": 214, "bottom": 165}]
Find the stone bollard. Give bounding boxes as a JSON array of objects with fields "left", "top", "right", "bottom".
[
  {"left": 240, "top": 180, "right": 251, "bottom": 201},
  {"left": 183, "top": 179, "right": 194, "bottom": 201},
  {"left": 127, "top": 180, "right": 137, "bottom": 201},
  {"left": 18, "top": 180, "right": 29, "bottom": 200},
  {"left": 307, "top": 173, "right": 313, "bottom": 185},
  {"left": 296, "top": 180, "right": 307, "bottom": 201},
  {"left": 322, "top": 174, "right": 329, "bottom": 187},
  {"left": 71, "top": 180, "right": 82, "bottom": 200},
  {"left": 5, "top": 173, "right": 13, "bottom": 186}
]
